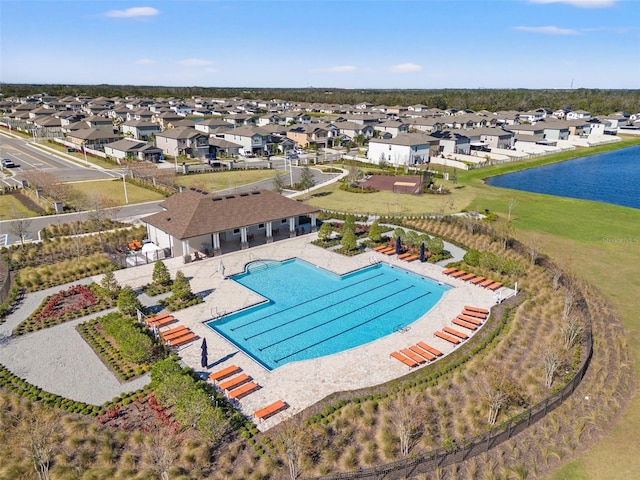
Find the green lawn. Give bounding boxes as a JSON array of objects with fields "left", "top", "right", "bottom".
[
  {"left": 0, "top": 195, "right": 40, "bottom": 220},
  {"left": 306, "top": 139, "right": 640, "bottom": 479},
  {"left": 175, "top": 169, "right": 286, "bottom": 192},
  {"left": 68, "top": 179, "right": 166, "bottom": 206}
]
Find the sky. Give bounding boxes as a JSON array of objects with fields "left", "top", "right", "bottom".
[{"left": 1, "top": 0, "right": 639, "bottom": 89}]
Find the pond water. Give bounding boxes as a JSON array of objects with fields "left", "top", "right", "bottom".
[{"left": 485, "top": 145, "right": 640, "bottom": 209}]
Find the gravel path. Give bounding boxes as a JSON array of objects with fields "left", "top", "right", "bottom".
[{"left": 0, "top": 277, "right": 150, "bottom": 406}]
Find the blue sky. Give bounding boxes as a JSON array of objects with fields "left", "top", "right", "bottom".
[{"left": 1, "top": 0, "right": 638, "bottom": 89}]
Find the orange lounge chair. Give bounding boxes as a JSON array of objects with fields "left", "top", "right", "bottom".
[
  {"left": 255, "top": 400, "right": 287, "bottom": 421},
  {"left": 464, "top": 305, "right": 489, "bottom": 314},
  {"left": 168, "top": 332, "right": 197, "bottom": 347},
  {"left": 401, "top": 348, "right": 426, "bottom": 364},
  {"left": 443, "top": 327, "right": 469, "bottom": 340},
  {"left": 403, "top": 255, "right": 419, "bottom": 262},
  {"left": 460, "top": 273, "right": 476, "bottom": 281},
  {"left": 409, "top": 345, "right": 436, "bottom": 361},
  {"left": 461, "top": 309, "right": 487, "bottom": 320},
  {"left": 417, "top": 341, "right": 443, "bottom": 357},
  {"left": 160, "top": 326, "right": 190, "bottom": 341},
  {"left": 228, "top": 381, "right": 259, "bottom": 400},
  {"left": 452, "top": 318, "right": 478, "bottom": 331},
  {"left": 451, "top": 270, "right": 467, "bottom": 278},
  {"left": 397, "top": 252, "right": 413, "bottom": 260},
  {"left": 479, "top": 278, "right": 495, "bottom": 288},
  {"left": 470, "top": 276, "right": 486, "bottom": 285},
  {"left": 487, "top": 282, "right": 503, "bottom": 291},
  {"left": 390, "top": 351, "right": 418, "bottom": 368},
  {"left": 434, "top": 330, "right": 461, "bottom": 345},
  {"left": 457, "top": 314, "right": 482, "bottom": 326},
  {"left": 145, "top": 312, "right": 172, "bottom": 325},
  {"left": 147, "top": 316, "right": 177, "bottom": 328},
  {"left": 209, "top": 365, "right": 241, "bottom": 383},
  {"left": 219, "top": 373, "right": 251, "bottom": 392},
  {"left": 442, "top": 267, "right": 457, "bottom": 275},
  {"left": 373, "top": 245, "right": 389, "bottom": 252}
]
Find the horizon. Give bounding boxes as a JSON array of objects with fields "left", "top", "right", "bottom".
[{"left": 2, "top": 0, "right": 639, "bottom": 90}]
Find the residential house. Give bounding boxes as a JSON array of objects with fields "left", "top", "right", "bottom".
[
  {"left": 367, "top": 133, "right": 439, "bottom": 166},
  {"left": 104, "top": 138, "right": 163, "bottom": 163},
  {"left": 505, "top": 124, "right": 546, "bottom": 139},
  {"left": 566, "top": 110, "right": 591, "bottom": 120},
  {"left": 194, "top": 118, "right": 234, "bottom": 135},
  {"left": 540, "top": 120, "right": 570, "bottom": 141},
  {"left": 464, "top": 127, "right": 514, "bottom": 151},
  {"left": 374, "top": 120, "right": 409, "bottom": 137},
  {"left": 121, "top": 120, "right": 161, "bottom": 141},
  {"left": 155, "top": 127, "right": 209, "bottom": 158},
  {"left": 143, "top": 188, "right": 320, "bottom": 257},
  {"left": 126, "top": 108, "right": 154, "bottom": 122},
  {"left": 65, "top": 128, "right": 121, "bottom": 150},
  {"left": 286, "top": 125, "right": 329, "bottom": 149},
  {"left": 405, "top": 117, "right": 444, "bottom": 133},
  {"left": 334, "top": 121, "right": 374, "bottom": 142},
  {"left": 221, "top": 126, "right": 273, "bottom": 155},
  {"left": 431, "top": 131, "right": 471, "bottom": 155},
  {"left": 84, "top": 115, "right": 115, "bottom": 131}
]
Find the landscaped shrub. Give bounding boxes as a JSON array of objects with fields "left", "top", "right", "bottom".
[
  {"left": 101, "top": 312, "right": 154, "bottom": 364},
  {"left": 159, "top": 270, "right": 203, "bottom": 312},
  {"left": 117, "top": 285, "right": 143, "bottom": 317},
  {"left": 143, "top": 260, "right": 173, "bottom": 296}
]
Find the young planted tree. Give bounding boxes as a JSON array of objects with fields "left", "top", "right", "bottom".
[
  {"left": 273, "top": 172, "right": 286, "bottom": 194},
  {"left": 117, "top": 285, "right": 143, "bottom": 317},
  {"left": 100, "top": 270, "right": 121, "bottom": 299},
  {"left": 21, "top": 410, "right": 59, "bottom": 480},
  {"left": 341, "top": 225, "right": 357, "bottom": 252},
  {"left": 171, "top": 270, "right": 195, "bottom": 301},
  {"left": 275, "top": 418, "right": 312, "bottom": 480},
  {"left": 145, "top": 428, "right": 179, "bottom": 480},
  {"left": 562, "top": 317, "right": 585, "bottom": 350},
  {"left": 390, "top": 393, "right": 423, "bottom": 456},
  {"left": 152, "top": 260, "right": 171, "bottom": 287},
  {"left": 368, "top": 219, "right": 382, "bottom": 243},
  {"left": 317, "top": 222, "right": 332, "bottom": 242},
  {"left": 542, "top": 347, "right": 564, "bottom": 388},
  {"left": 298, "top": 164, "right": 316, "bottom": 198},
  {"left": 9, "top": 215, "right": 32, "bottom": 248},
  {"left": 427, "top": 236, "right": 445, "bottom": 256}
]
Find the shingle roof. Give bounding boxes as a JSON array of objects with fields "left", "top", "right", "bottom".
[{"left": 143, "top": 189, "right": 320, "bottom": 240}]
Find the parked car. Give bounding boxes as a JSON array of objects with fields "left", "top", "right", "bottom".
[
  {"left": 1, "top": 158, "right": 16, "bottom": 168},
  {"left": 285, "top": 153, "right": 298, "bottom": 160}
]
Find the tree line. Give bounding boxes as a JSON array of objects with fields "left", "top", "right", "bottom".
[{"left": 2, "top": 83, "right": 639, "bottom": 115}]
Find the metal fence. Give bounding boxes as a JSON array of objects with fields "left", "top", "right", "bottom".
[{"left": 0, "top": 263, "right": 10, "bottom": 304}]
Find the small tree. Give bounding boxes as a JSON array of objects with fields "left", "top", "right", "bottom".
[
  {"left": 427, "top": 236, "right": 444, "bottom": 256},
  {"left": 542, "top": 347, "right": 564, "bottom": 388},
  {"left": 100, "top": 270, "right": 121, "bottom": 299},
  {"left": 390, "top": 393, "right": 422, "bottom": 456},
  {"left": 9, "top": 215, "right": 32, "bottom": 248},
  {"left": 317, "top": 222, "right": 332, "bottom": 242},
  {"left": 171, "top": 270, "right": 193, "bottom": 300},
  {"left": 152, "top": 260, "right": 171, "bottom": 287},
  {"left": 341, "top": 226, "right": 357, "bottom": 252},
  {"left": 562, "top": 317, "right": 584, "bottom": 350},
  {"left": 298, "top": 164, "right": 316, "bottom": 198},
  {"left": 368, "top": 220, "right": 382, "bottom": 243},
  {"left": 117, "top": 285, "right": 142, "bottom": 317},
  {"left": 273, "top": 172, "right": 286, "bottom": 194}
]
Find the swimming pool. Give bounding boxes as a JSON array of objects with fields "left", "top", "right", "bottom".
[{"left": 207, "top": 258, "right": 450, "bottom": 370}]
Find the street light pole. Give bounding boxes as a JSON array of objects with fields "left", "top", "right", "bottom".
[
  {"left": 122, "top": 169, "right": 129, "bottom": 204},
  {"left": 82, "top": 144, "right": 89, "bottom": 166},
  {"left": 288, "top": 158, "right": 294, "bottom": 187}
]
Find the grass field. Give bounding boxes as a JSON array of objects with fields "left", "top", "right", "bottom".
[
  {"left": 307, "top": 139, "right": 640, "bottom": 479},
  {"left": 68, "top": 179, "right": 166, "bottom": 206},
  {"left": 0, "top": 195, "right": 40, "bottom": 220},
  {"left": 175, "top": 169, "right": 286, "bottom": 192}
]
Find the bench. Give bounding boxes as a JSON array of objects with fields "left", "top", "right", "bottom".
[
  {"left": 457, "top": 314, "right": 482, "bottom": 326},
  {"left": 452, "top": 318, "right": 478, "bottom": 331},
  {"left": 390, "top": 351, "right": 418, "bottom": 368},
  {"left": 434, "top": 330, "right": 461, "bottom": 345},
  {"left": 219, "top": 373, "right": 251, "bottom": 392},
  {"left": 255, "top": 400, "right": 287, "bottom": 421},
  {"left": 409, "top": 345, "right": 436, "bottom": 361},
  {"left": 417, "top": 341, "right": 443, "bottom": 357},
  {"left": 443, "top": 326, "right": 469, "bottom": 340},
  {"left": 464, "top": 305, "right": 489, "bottom": 314},
  {"left": 228, "top": 381, "right": 259, "bottom": 400},
  {"left": 209, "top": 365, "right": 241, "bottom": 383}
]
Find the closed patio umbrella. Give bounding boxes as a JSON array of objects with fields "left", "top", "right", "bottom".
[
  {"left": 420, "top": 242, "right": 425, "bottom": 262},
  {"left": 395, "top": 236, "right": 402, "bottom": 255},
  {"left": 200, "top": 338, "right": 208, "bottom": 368}
]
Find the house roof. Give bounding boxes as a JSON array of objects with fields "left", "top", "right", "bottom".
[
  {"left": 156, "top": 126, "right": 203, "bottom": 140},
  {"left": 67, "top": 128, "right": 120, "bottom": 141},
  {"left": 105, "top": 138, "right": 161, "bottom": 153},
  {"left": 143, "top": 188, "right": 320, "bottom": 240},
  {"left": 369, "top": 133, "right": 439, "bottom": 147}
]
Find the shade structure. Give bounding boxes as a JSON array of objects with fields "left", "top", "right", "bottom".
[
  {"left": 395, "top": 236, "right": 402, "bottom": 255},
  {"left": 419, "top": 242, "right": 425, "bottom": 262},
  {"left": 200, "top": 338, "right": 208, "bottom": 368}
]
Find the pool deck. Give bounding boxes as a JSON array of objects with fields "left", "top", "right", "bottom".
[
  {"left": 118, "top": 234, "right": 509, "bottom": 430},
  {"left": 0, "top": 232, "right": 512, "bottom": 431}
]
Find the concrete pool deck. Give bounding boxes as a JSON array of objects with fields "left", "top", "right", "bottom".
[{"left": 0, "top": 233, "right": 512, "bottom": 430}]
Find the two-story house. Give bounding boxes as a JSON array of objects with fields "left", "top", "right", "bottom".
[
  {"left": 286, "top": 125, "right": 329, "bottom": 149},
  {"left": 121, "top": 120, "right": 161, "bottom": 141},
  {"left": 155, "top": 127, "right": 209, "bottom": 158},
  {"left": 367, "top": 133, "right": 439, "bottom": 166}
]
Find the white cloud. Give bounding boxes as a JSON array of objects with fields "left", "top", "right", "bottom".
[
  {"left": 530, "top": 0, "right": 617, "bottom": 8},
  {"left": 135, "top": 58, "right": 155, "bottom": 65},
  {"left": 389, "top": 63, "right": 422, "bottom": 73},
  {"left": 514, "top": 25, "right": 579, "bottom": 35},
  {"left": 104, "top": 7, "right": 160, "bottom": 18},
  {"left": 328, "top": 65, "right": 357, "bottom": 73},
  {"left": 178, "top": 58, "right": 214, "bottom": 67}
]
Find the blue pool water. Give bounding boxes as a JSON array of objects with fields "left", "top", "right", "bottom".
[{"left": 207, "top": 258, "right": 450, "bottom": 370}]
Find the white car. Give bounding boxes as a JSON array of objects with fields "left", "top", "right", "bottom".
[{"left": 1, "top": 158, "right": 16, "bottom": 168}]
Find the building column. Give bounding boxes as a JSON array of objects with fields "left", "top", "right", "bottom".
[
  {"left": 212, "top": 232, "right": 221, "bottom": 256},
  {"left": 289, "top": 216, "right": 297, "bottom": 238},
  {"left": 240, "top": 226, "right": 249, "bottom": 250},
  {"left": 265, "top": 222, "right": 273, "bottom": 244},
  {"left": 310, "top": 213, "right": 317, "bottom": 233},
  {"left": 181, "top": 240, "right": 190, "bottom": 258}
]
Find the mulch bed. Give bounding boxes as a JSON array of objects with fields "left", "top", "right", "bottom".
[{"left": 361, "top": 175, "right": 425, "bottom": 193}]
